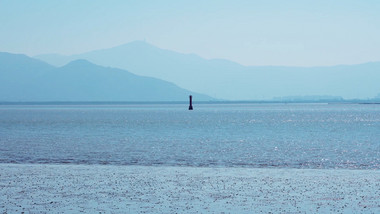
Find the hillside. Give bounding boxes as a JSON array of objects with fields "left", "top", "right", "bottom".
[
  {"left": 36, "top": 41, "right": 380, "bottom": 100},
  {"left": 0, "top": 52, "right": 213, "bottom": 102}
]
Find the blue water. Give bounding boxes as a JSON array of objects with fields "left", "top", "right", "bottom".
[{"left": 0, "top": 103, "right": 379, "bottom": 169}]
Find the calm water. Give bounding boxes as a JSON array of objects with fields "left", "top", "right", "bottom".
[{"left": 0, "top": 103, "right": 379, "bottom": 169}]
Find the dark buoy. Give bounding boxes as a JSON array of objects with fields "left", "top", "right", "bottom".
[{"left": 188, "top": 95, "right": 193, "bottom": 110}]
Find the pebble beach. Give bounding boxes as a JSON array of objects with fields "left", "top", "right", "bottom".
[{"left": 1, "top": 164, "right": 379, "bottom": 213}]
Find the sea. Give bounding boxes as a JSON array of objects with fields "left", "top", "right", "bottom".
[{"left": 0, "top": 103, "right": 379, "bottom": 169}]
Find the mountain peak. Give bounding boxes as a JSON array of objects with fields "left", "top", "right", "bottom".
[
  {"left": 62, "top": 59, "right": 97, "bottom": 68},
  {"left": 111, "top": 40, "right": 157, "bottom": 52},
  {"left": 121, "top": 40, "right": 151, "bottom": 47}
]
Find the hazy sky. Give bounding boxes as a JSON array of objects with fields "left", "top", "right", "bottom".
[{"left": 1, "top": 0, "right": 380, "bottom": 66}]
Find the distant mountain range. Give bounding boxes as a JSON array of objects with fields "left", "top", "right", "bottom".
[
  {"left": 36, "top": 41, "right": 380, "bottom": 100},
  {"left": 0, "top": 52, "right": 213, "bottom": 102},
  {"left": 273, "top": 95, "right": 344, "bottom": 102}
]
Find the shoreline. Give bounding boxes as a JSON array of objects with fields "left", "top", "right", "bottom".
[
  {"left": 1, "top": 100, "right": 380, "bottom": 106},
  {"left": 1, "top": 164, "right": 379, "bottom": 213},
  {"left": 1, "top": 162, "right": 379, "bottom": 171}
]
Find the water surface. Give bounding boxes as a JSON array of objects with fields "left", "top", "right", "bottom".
[{"left": 0, "top": 103, "right": 379, "bottom": 169}]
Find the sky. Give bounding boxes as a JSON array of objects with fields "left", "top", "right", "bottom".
[{"left": 1, "top": 0, "right": 380, "bottom": 66}]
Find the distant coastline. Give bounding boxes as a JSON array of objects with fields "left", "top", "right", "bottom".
[{"left": 1, "top": 100, "right": 380, "bottom": 105}]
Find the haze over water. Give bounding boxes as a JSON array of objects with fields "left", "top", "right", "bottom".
[{"left": 1, "top": 103, "right": 379, "bottom": 170}]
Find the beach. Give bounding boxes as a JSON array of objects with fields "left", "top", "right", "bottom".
[{"left": 1, "top": 164, "right": 379, "bottom": 213}]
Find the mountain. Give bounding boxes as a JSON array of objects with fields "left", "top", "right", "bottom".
[
  {"left": 36, "top": 41, "right": 380, "bottom": 100},
  {"left": 0, "top": 52, "right": 213, "bottom": 102},
  {"left": 273, "top": 95, "right": 344, "bottom": 102}
]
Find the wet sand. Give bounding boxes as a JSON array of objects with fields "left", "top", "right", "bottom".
[{"left": 1, "top": 164, "right": 379, "bottom": 213}]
